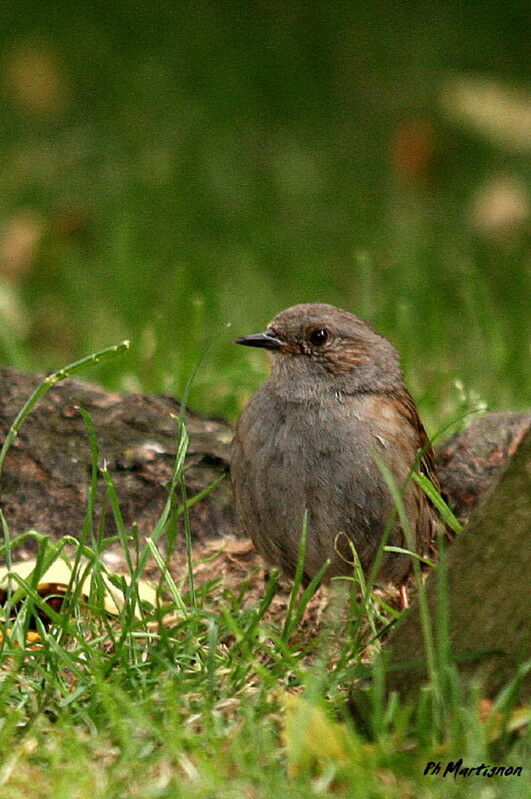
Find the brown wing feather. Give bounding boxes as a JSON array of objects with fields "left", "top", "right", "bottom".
[
  {"left": 387, "top": 387, "right": 448, "bottom": 559},
  {"left": 390, "top": 387, "right": 439, "bottom": 491}
]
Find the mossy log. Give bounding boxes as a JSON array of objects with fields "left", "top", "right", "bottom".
[
  {"left": 385, "top": 423, "right": 531, "bottom": 699},
  {"left": 0, "top": 367, "right": 234, "bottom": 559}
]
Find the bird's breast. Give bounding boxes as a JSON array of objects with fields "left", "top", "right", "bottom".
[{"left": 235, "top": 388, "right": 380, "bottom": 496}]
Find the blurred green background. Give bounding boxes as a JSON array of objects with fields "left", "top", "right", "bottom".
[{"left": 0, "top": 0, "right": 528, "bottom": 426}]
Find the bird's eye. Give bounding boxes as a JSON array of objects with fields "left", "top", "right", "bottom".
[{"left": 308, "top": 328, "right": 329, "bottom": 346}]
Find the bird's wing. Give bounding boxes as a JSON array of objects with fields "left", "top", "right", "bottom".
[{"left": 390, "top": 387, "right": 439, "bottom": 492}]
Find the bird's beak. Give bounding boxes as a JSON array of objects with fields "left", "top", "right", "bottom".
[{"left": 235, "top": 330, "right": 285, "bottom": 350}]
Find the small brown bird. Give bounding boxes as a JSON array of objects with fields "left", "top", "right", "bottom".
[{"left": 231, "top": 303, "right": 439, "bottom": 586}]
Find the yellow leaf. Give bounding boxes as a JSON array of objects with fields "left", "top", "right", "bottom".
[
  {"left": 282, "top": 693, "right": 355, "bottom": 777},
  {"left": 0, "top": 628, "right": 42, "bottom": 647},
  {"left": 486, "top": 704, "right": 530, "bottom": 741},
  {"left": 0, "top": 558, "right": 157, "bottom": 619}
]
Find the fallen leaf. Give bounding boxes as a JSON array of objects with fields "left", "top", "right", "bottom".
[
  {"left": 282, "top": 693, "right": 355, "bottom": 777},
  {"left": 0, "top": 558, "right": 157, "bottom": 619}
]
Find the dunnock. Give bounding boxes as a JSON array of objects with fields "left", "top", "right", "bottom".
[{"left": 231, "top": 303, "right": 439, "bottom": 585}]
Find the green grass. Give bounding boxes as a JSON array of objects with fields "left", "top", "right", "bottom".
[{"left": 0, "top": 360, "right": 529, "bottom": 798}]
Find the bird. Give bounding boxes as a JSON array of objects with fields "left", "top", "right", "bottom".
[{"left": 230, "top": 303, "right": 439, "bottom": 588}]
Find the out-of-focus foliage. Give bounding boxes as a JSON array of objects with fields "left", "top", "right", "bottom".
[{"left": 0, "top": 0, "right": 528, "bottom": 421}]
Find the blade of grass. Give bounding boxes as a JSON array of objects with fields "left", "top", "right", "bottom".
[
  {"left": 372, "top": 452, "right": 441, "bottom": 732},
  {"left": 179, "top": 471, "right": 196, "bottom": 607},
  {"left": 145, "top": 537, "right": 187, "bottom": 617},
  {"left": 136, "top": 417, "right": 189, "bottom": 577},
  {"left": 0, "top": 340, "right": 130, "bottom": 478},
  {"left": 100, "top": 463, "right": 133, "bottom": 574},
  {"left": 285, "top": 558, "right": 331, "bottom": 639},
  {"left": 411, "top": 472, "right": 462, "bottom": 534},
  {"left": 75, "top": 406, "right": 103, "bottom": 547},
  {"left": 383, "top": 545, "right": 436, "bottom": 568},
  {"left": 59, "top": 407, "right": 103, "bottom": 636},
  {"left": 341, "top": 538, "right": 380, "bottom": 649},
  {"left": 282, "top": 510, "right": 309, "bottom": 641}
]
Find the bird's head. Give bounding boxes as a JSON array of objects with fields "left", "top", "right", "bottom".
[{"left": 236, "top": 303, "right": 403, "bottom": 395}]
